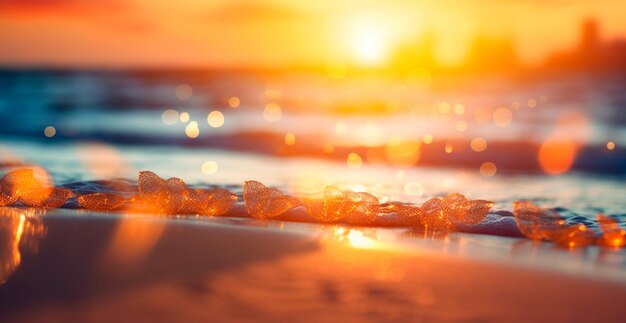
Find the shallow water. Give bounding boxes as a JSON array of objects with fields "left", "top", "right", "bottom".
[
  {"left": 1, "top": 70, "right": 625, "bottom": 144},
  {"left": 1, "top": 69, "right": 625, "bottom": 240},
  {"left": 1, "top": 138, "right": 625, "bottom": 229}
]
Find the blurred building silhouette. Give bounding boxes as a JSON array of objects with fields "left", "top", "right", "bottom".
[
  {"left": 390, "top": 30, "right": 520, "bottom": 75},
  {"left": 463, "top": 36, "right": 519, "bottom": 74},
  {"left": 390, "top": 30, "right": 437, "bottom": 73},
  {"left": 388, "top": 18, "right": 625, "bottom": 76},
  {"left": 546, "top": 19, "right": 626, "bottom": 71}
]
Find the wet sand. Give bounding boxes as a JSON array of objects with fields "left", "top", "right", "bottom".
[{"left": 1, "top": 208, "right": 626, "bottom": 322}]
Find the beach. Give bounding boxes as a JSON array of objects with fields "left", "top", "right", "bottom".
[
  {"left": 1, "top": 209, "right": 626, "bottom": 322},
  {"left": 2, "top": 11, "right": 626, "bottom": 321}
]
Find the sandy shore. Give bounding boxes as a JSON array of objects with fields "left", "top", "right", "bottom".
[{"left": 1, "top": 208, "right": 626, "bottom": 322}]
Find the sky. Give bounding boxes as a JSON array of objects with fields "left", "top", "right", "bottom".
[{"left": 1, "top": 0, "right": 626, "bottom": 68}]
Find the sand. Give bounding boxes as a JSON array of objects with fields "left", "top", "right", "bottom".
[{"left": 1, "top": 208, "right": 626, "bottom": 322}]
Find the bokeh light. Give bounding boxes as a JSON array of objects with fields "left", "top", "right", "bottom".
[
  {"left": 538, "top": 138, "right": 577, "bottom": 175},
  {"left": 201, "top": 161, "right": 218, "bottom": 175},
  {"left": 470, "top": 137, "right": 488, "bottom": 152},
  {"left": 179, "top": 112, "right": 190, "bottom": 123},
  {"left": 228, "top": 96, "right": 240, "bottom": 108},
  {"left": 207, "top": 111, "right": 225, "bottom": 128},
  {"left": 263, "top": 103, "right": 282, "bottom": 122},
  {"left": 78, "top": 142, "right": 126, "bottom": 179},
  {"left": 453, "top": 104, "right": 465, "bottom": 115},
  {"left": 185, "top": 121, "right": 200, "bottom": 138},
  {"left": 443, "top": 177, "right": 456, "bottom": 189},
  {"left": 474, "top": 108, "right": 491, "bottom": 124},
  {"left": 335, "top": 122, "right": 348, "bottom": 136},
  {"left": 404, "top": 182, "right": 424, "bottom": 196},
  {"left": 386, "top": 138, "right": 420, "bottom": 167},
  {"left": 479, "top": 162, "right": 497, "bottom": 177},
  {"left": 493, "top": 107, "right": 513, "bottom": 127},
  {"left": 607, "top": 141, "right": 615, "bottom": 150},
  {"left": 43, "top": 126, "right": 56, "bottom": 138},
  {"left": 346, "top": 152, "right": 363, "bottom": 169},
  {"left": 284, "top": 132, "right": 296, "bottom": 146},
  {"left": 161, "top": 109, "right": 179, "bottom": 125},
  {"left": 438, "top": 102, "right": 451, "bottom": 115},
  {"left": 175, "top": 84, "right": 193, "bottom": 101},
  {"left": 455, "top": 120, "right": 467, "bottom": 132}
]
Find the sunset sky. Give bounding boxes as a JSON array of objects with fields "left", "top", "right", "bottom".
[{"left": 1, "top": 0, "right": 626, "bottom": 68}]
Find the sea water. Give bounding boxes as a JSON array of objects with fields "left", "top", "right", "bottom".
[{"left": 0, "top": 69, "right": 625, "bottom": 235}]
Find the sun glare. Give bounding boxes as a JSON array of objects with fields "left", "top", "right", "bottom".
[{"left": 348, "top": 17, "right": 389, "bottom": 65}]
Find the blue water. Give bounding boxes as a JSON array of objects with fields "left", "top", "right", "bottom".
[{"left": 0, "top": 69, "right": 625, "bottom": 232}]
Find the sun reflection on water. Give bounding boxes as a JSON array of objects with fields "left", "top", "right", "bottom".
[
  {"left": 99, "top": 216, "right": 166, "bottom": 276},
  {"left": 327, "top": 227, "right": 380, "bottom": 250},
  {"left": 0, "top": 208, "right": 46, "bottom": 286}
]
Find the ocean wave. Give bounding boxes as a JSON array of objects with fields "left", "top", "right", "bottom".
[{"left": 1, "top": 168, "right": 624, "bottom": 248}]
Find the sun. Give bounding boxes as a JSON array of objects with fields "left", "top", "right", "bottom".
[{"left": 347, "top": 16, "right": 389, "bottom": 66}]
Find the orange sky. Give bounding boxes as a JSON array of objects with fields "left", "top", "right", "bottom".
[{"left": 1, "top": 0, "right": 625, "bottom": 68}]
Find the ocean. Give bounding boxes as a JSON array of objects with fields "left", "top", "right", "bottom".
[{"left": 0, "top": 68, "right": 625, "bottom": 233}]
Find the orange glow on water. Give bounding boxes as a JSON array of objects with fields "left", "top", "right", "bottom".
[
  {"left": 346, "top": 230, "right": 377, "bottom": 249},
  {"left": 346, "top": 153, "right": 363, "bottom": 169},
  {"left": 325, "top": 62, "right": 348, "bottom": 79},
  {"left": 538, "top": 138, "right": 577, "bottom": 175},
  {"left": 284, "top": 132, "right": 296, "bottom": 146},
  {"left": 329, "top": 228, "right": 379, "bottom": 249},
  {"left": 78, "top": 142, "right": 126, "bottom": 179},
  {"left": 100, "top": 217, "right": 166, "bottom": 274},
  {"left": 597, "top": 214, "right": 626, "bottom": 248},
  {"left": 0, "top": 209, "right": 45, "bottom": 285},
  {"left": 385, "top": 138, "right": 420, "bottom": 167},
  {"left": 405, "top": 68, "right": 431, "bottom": 90},
  {"left": 0, "top": 212, "right": 25, "bottom": 285}
]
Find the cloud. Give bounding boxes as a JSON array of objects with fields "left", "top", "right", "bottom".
[
  {"left": 0, "top": 0, "right": 130, "bottom": 17},
  {"left": 0, "top": 0, "right": 158, "bottom": 34},
  {"left": 206, "top": 1, "right": 307, "bottom": 23}
]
